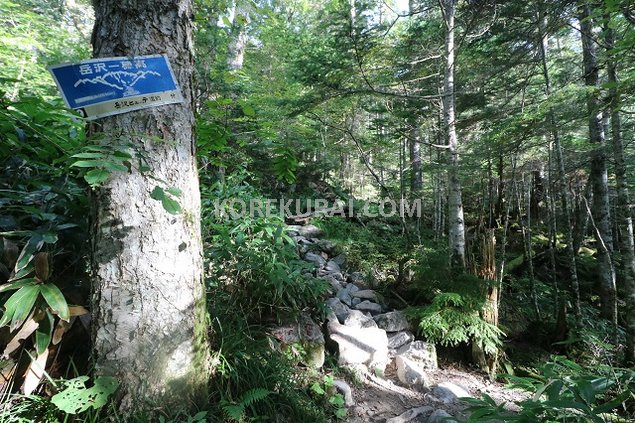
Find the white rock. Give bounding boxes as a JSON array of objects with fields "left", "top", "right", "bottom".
[
  {"left": 396, "top": 356, "right": 430, "bottom": 386},
  {"left": 333, "top": 379, "right": 355, "bottom": 407},
  {"left": 427, "top": 409, "right": 457, "bottom": 423},
  {"left": 304, "top": 252, "right": 326, "bottom": 267},
  {"left": 353, "top": 289, "right": 377, "bottom": 301},
  {"left": 431, "top": 382, "right": 470, "bottom": 404},
  {"left": 299, "top": 224, "right": 322, "bottom": 238},
  {"left": 327, "top": 319, "right": 388, "bottom": 369},
  {"left": 355, "top": 300, "right": 382, "bottom": 314},
  {"left": 344, "top": 310, "right": 378, "bottom": 329},
  {"left": 386, "top": 406, "right": 433, "bottom": 423},
  {"left": 373, "top": 311, "right": 409, "bottom": 332},
  {"left": 396, "top": 341, "right": 438, "bottom": 370}
]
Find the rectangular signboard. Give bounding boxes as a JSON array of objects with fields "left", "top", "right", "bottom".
[{"left": 49, "top": 54, "right": 183, "bottom": 120}]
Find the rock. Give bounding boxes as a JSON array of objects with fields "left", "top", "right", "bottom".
[
  {"left": 304, "top": 252, "right": 326, "bottom": 267},
  {"left": 345, "top": 283, "right": 360, "bottom": 294},
  {"left": 336, "top": 289, "right": 353, "bottom": 306},
  {"left": 286, "top": 225, "right": 301, "bottom": 236},
  {"left": 332, "top": 253, "right": 347, "bottom": 268},
  {"left": 348, "top": 271, "right": 365, "bottom": 284},
  {"left": 299, "top": 224, "right": 322, "bottom": 238},
  {"left": 396, "top": 341, "right": 438, "bottom": 370},
  {"left": 321, "top": 275, "right": 344, "bottom": 292},
  {"left": 333, "top": 379, "right": 355, "bottom": 407},
  {"left": 396, "top": 356, "right": 430, "bottom": 386},
  {"left": 355, "top": 300, "right": 382, "bottom": 314},
  {"left": 353, "top": 289, "right": 377, "bottom": 301},
  {"left": 326, "top": 298, "right": 350, "bottom": 323},
  {"left": 324, "top": 260, "right": 341, "bottom": 273},
  {"left": 327, "top": 319, "right": 388, "bottom": 369},
  {"left": 351, "top": 297, "right": 361, "bottom": 307},
  {"left": 387, "top": 331, "right": 415, "bottom": 350},
  {"left": 269, "top": 314, "right": 325, "bottom": 368},
  {"left": 373, "top": 311, "right": 409, "bottom": 332},
  {"left": 431, "top": 382, "right": 470, "bottom": 404},
  {"left": 344, "top": 310, "right": 378, "bottom": 329},
  {"left": 386, "top": 406, "right": 433, "bottom": 423},
  {"left": 317, "top": 239, "right": 337, "bottom": 255},
  {"left": 427, "top": 409, "right": 457, "bottom": 423}
]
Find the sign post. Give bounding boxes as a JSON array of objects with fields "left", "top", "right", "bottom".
[{"left": 49, "top": 54, "right": 183, "bottom": 120}]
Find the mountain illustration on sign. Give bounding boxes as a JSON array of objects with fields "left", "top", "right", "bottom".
[{"left": 74, "top": 70, "right": 161, "bottom": 96}]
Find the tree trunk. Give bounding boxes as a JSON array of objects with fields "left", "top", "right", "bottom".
[
  {"left": 605, "top": 20, "right": 635, "bottom": 364},
  {"left": 442, "top": 0, "right": 465, "bottom": 268},
  {"left": 90, "top": 0, "right": 210, "bottom": 415},
  {"left": 578, "top": 1, "right": 617, "bottom": 325},
  {"left": 409, "top": 119, "right": 422, "bottom": 197},
  {"left": 537, "top": 7, "right": 581, "bottom": 322},
  {"left": 227, "top": 2, "right": 248, "bottom": 71}
]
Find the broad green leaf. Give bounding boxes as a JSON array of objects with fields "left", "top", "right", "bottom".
[
  {"left": 0, "top": 278, "right": 37, "bottom": 293},
  {"left": 70, "top": 160, "right": 108, "bottom": 168},
  {"left": 35, "top": 311, "right": 54, "bottom": 355},
  {"left": 150, "top": 186, "right": 165, "bottom": 201},
  {"left": 51, "top": 376, "right": 119, "bottom": 414},
  {"left": 161, "top": 196, "right": 182, "bottom": 215},
  {"left": 166, "top": 187, "right": 182, "bottom": 197},
  {"left": 71, "top": 152, "right": 106, "bottom": 159},
  {"left": 40, "top": 284, "right": 69, "bottom": 322},
  {"left": 84, "top": 169, "right": 110, "bottom": 186},
  {"left": 4, "top": 285, "right": 40, "bottom": 331},
  {"left": 241, "top": 104, "right": 256, "bottom": 117},
  {"left": 14, "top": 234, "right": 44, "bottom": 275}
]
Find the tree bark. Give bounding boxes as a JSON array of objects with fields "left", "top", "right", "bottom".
[
  {"left": 90, "top": 0, "right": 210, "bottom": 415},
  {"left": 605, "top": 19, "right": 635, "bottom": 364},
  {"left": 442, "top": 0, "right": 466, "bottom": 268},
  {"left": 409, "top": 120, "right": 422, "bottom": 197},
  {"left": 578, "top": 1, "right": 617, "bottom": 325},
  {"left": 227, "top": 1, "right": 248, "bottom": 71}
]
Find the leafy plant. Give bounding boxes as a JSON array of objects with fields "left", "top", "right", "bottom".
[
  {"left": 462, "top": 356, "right": 635, "bottom": 422},
  {"left": 50, "top": 375, "right": 119, "bottom": 415},
  {"left": 220, "top": 388, "right": 270, "bottom": 422},
  {"left": 310, "top": 375, "right": 347, "bottom": 420}
]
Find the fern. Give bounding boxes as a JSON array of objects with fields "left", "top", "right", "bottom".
[{"left": 221, "top": 388, "right": 271, "bottom": 422}]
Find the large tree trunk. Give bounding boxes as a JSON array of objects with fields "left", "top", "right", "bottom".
[
  {"left": 578, "top": 1, "right": 617, "bottom": 325},
  {"left": 227, "top": 1, "right": 248, "bottom": 71},
  {"left": 409, "top": 119, "right": 422, "bottom": 197},
  {"left": 442, "top": 0, "right": 466, "bottom": 268},
  {"left": 90, "top": 0, "right": 210, "bottom": 415},
  {"left": 605, "top": 20, "right": 635, "bottom": 364}
]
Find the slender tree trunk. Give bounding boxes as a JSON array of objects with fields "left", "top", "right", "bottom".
[
  {"left": 605, "top": 21, "right": 635, "bottom": 364},
  {"left": 90, "top": 0, "right": 210, "bottom": 415},
  {"left": 442, "top": 0, "right": 465, "bottom": 268},
  {"left": 227, "top": 2, "right": 248, "bottom": 71},
  {"left": 409, "top": 119, "right": 422, "bottom": 197},
  {"left": 578, "top": 1, "right": 617, "bottom": 325},
  {"left": 537, "top": 8, "right": 581, "bottom": 322}
]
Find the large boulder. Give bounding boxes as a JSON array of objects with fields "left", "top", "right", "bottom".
[
  {"left": 396, "top": 356, "right": 430, "bottom": 386},
  {"left": 396, "top": 341, "right": 438, "bottom": 370},
  {"left": 373, "top": 311, "right": 410, "bottom": 332},
  {"left": 269, "top": 314, "right": 325, "bottom": 368},
  {"left": 355, "top": 300, "right": 382, "bottom": 315},
  {"left": 299, "top": 224, "right": 322, "bottom": 238},
  {"left": 386, "top": 406, "right": 433, "bottom": 423},
  {"left": 327, "top": 319, "right": 388, "bottom": 370},
  {"left": 353, "top": 289, "right": 377, "bottom": 301},
  {"left": 427, "top": 409, "right": 457, "bottom": 423},
  {"left": 304, "top": 252, "right": 326, "bottom": 267},
  {"left": 431, "top": 382, "right": 470, "bottom": 404},
  {"left": 344, "top": 310, "right": 378, "bottom": 329}
]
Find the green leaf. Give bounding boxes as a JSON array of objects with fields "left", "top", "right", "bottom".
[
  {"left": 166, "top": 187, "right": 182, "bottom": 197},
  {"left": 35, "top": 311, "right": 54, "bottom": 355},
  {"left": 71, "top": 152, "right": 106, "bottom": 159},
  {"left": 40, "top": 283, "right": 69, "bottom": 322},
  {"left": 161, "top": 196, "right": 182, "bottom": 215},
  {"left": 14, "top": 234, "right": 44, "bottom": 276},
  {"left": 3, "top": 285, "right": 40, "bottom": 331},
  {"left": 150, "top": 186, "right": 165, "bottom": 201},
  {"left": 222, "top": 16, "right": 231, "bottom": 27},
  {"left": 241, "top": 104, "right": 256, "bottom": 117},
  {"left": 51, "top": 376, "right": 119, "bottom": 414},
  {"left": 84, "top": 169, "right": 110, "bottom": 186},
  {"left": 0, "top": 278, "right": 37, "bottom": 293}
]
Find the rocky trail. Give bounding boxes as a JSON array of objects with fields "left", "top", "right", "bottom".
[{"left": 271, "top": 224, "right": 527, "bottom": 423}]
